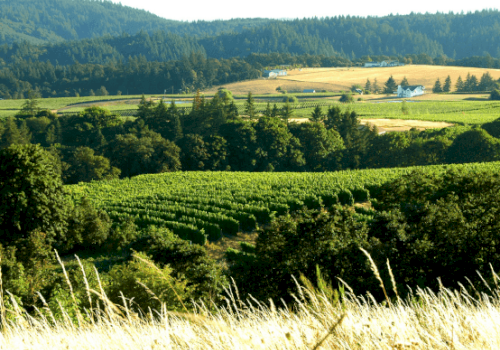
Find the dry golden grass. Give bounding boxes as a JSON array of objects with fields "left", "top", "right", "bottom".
[
  {"left": 205, "top": 65, "right": 500, "bottom": 95},
  {"left": 3, "top": 252, "right": 500, "bottom": 349},
  {"left": 288, "top": 118, "right": 453, "bottom": 132},
  {"left": 359, "top": 118, "right": 454, "bottom": 132}
]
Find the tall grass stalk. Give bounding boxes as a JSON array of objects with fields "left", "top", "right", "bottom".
[{"left": 2, "top": 254, "right": 500, "bottom": 348}]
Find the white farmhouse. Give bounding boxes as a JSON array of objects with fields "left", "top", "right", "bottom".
[{"left": 397, "top": 85, "right": 425, "bottom": 98}]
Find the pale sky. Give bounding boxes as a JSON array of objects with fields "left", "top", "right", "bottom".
[{"left": 111, "top": 0, "right": 499, "bottom": 22}]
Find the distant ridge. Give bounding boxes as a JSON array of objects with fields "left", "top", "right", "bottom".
[{"left": 0, "top": 0, "right": 273, "bottom": 45}]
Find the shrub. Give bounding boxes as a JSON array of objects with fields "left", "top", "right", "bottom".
[
  {"left": 64, "top": 197, "right": 113, "bottom": 252},
  {"left": 106, "top": 252, "right": 189, "bottom": 312},
  {"left": 130, "top": 227, "right": 227, "bottom": 301},
  {"left": 490, "top": 89, "right": 500, "bottom": 100},
  {"left": 282, "top": 95, "right": 298, "bottom": 103},
  {"left": 339, "top": 93, "right": 354, "bottom": 103}
]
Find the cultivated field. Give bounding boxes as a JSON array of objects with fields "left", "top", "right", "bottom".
[
  {"left": 205, "top": 65, "right": 500, "bottom": 95},
  {"left": 68, "top": 162, "right": 500, "bottom": 247}
]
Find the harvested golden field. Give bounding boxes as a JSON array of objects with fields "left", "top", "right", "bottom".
[
  {"left": 206, "top": 65, "right": 500, "bottom": 95},
  {"left": 205, "top": 78, "right": 336, "bottom": 95}
]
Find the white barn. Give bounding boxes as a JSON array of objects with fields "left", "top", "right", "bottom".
[
  {"left": 263, "top": 69, "right": 287, "bottom": 78},
  {"left": 397, "top": 85, "right": 425, "bottom": 98},
  {"left": 364, "top": 60, "right": 403, "bottom": 68}
]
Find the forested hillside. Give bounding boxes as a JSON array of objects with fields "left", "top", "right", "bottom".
[
  {"left": 0, "top": 0, "right": 271, "bottom": 46},
  {"left": 3, "top": 5, "right": 500, "bottom": 61},
  {"left": 198, "top": 11, "right": 500, "bottom": 60}
]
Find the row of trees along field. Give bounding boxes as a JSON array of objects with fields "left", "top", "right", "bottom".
[
  {"left": 431, "top": 72, "right": 500, "bottom": 93},
  {"left": 3, "top": 51, "right": 500, "bottom": 99},
  {"left": 3, "top": 91, "right": 500, "bottom": 184}
]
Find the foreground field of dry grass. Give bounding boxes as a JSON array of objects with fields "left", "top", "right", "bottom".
[
  {"left": 2, "top": 254, "right": 500, "bottom": 349},
  {"left": 206, "top": 65, "right": 500, "bottom": 95}
]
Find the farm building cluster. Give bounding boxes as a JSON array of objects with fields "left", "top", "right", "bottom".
[
  {"left": 263, "top": 69, "right": 288, "bottom": 78},
  {"left": 397, "top": 85, "right": 425, "bottom": 98}
]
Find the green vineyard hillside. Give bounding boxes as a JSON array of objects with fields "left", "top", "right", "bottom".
[{"left": 68, "top": 162, "right": 500, "bottom": 245}]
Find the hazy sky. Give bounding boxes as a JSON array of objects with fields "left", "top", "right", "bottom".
[{"left": 110, "top": 0, "right": 499, "bottom": 22}]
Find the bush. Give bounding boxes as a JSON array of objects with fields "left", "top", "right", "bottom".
[
  {"left": 64, "top": 197, "right": 113, "bottom": 252},
  {"left": 130, "top": 227, "right": 227, "bottom": 301},
  {"left": 490, "top": 89, "right": 500, "bottom": 100},
  {"left": 339, "top": 93, "right": 354, "bottom": 103},
  {"left": 216, "top": 88, "right": 234, "bottom": 102},
  {"left": 446, "top": 128, "right": 500, "bottom": 163},
  {"left": 106, "top": 252, "right": 189, "bottom": 312},
  {"left": 282, "top": 95, "right": 298, "bottom": 103}
]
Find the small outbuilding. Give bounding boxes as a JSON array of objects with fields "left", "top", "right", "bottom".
[{"left": 303, "top": 89, "right": 316, "bottom": 93}]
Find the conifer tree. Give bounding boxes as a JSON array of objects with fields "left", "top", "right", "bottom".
[
  {"left": 372, "top": 78, "right": 380, "bottom": 94},
  {"left": 1, "top": 117, "right": 22, "bottom": 148},
  {"left": 455, "top": 76, "right": 465, "bottom": 92},
  {"left": 167, "top": 101, "right": 183, "bottom": 141},
  {"left": 137, "top": 94, "right": 155, "bottom": 119},
  {"left": 280, "top": 102, "right": 294, "bottom": 125},
  {"left": 400, "top": 76, "right": 409, "bottom": 86},
  {"left": 364, "top": 79, "right": 371, "bottom": 92},
  {"left": 384, "top": 76, "right": 397, "bottom": 94},
  {"left": 226, "top": 101, "right": 239, "bottom": 121},
  {"left": 432, "top": 78, "right": 443, "bottom": 93},
  {"left": 309, "top": 105, "right": 324, "bottom": 122},
  {"left": 245, "top": 92, "right": 256, "bottom": 121},
  {"left": 263, "top": 102, "right": 272, "bottom": 117},
  {"left": 271, "top": 104, "right": 280, "bottom": 118},
  {"left": 443, "top": 75, "right": 452, "bottom": 92},
  {"left": 365, "top": 79, "right": 372, "bottom": 91}
]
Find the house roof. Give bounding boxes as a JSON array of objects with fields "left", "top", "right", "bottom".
[{"left": 401, "top": 85, "right": 424, "bottom": 91}]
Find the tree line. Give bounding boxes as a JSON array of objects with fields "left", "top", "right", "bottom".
[
  {"left": 3, "top": 51, "right": 500, "bottom": 99},
  {"left": 3, "top": 91, "right": 500, "bottom": 185}
]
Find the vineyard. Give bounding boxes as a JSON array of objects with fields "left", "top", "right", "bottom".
[{"left": 67, "top": 162, "right": 500, "bottom": 245}]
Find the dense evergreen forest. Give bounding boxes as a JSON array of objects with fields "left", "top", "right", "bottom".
[
  {"left": 0, "top": 0, "right": 273, "bottom": 45},
  {"left": 3, "top": 2, "right": 500, "bottom": 61}
]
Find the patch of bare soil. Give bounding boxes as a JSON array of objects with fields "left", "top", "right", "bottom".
[
  {"left": 289, "top": 118, "right": 453, "bottom": 132},
  {"left": 205, "top": 232, "right": 258, "bottom": 263},
  {"left": 359, "top": 118, "right": 454, "bottom": 132}
]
